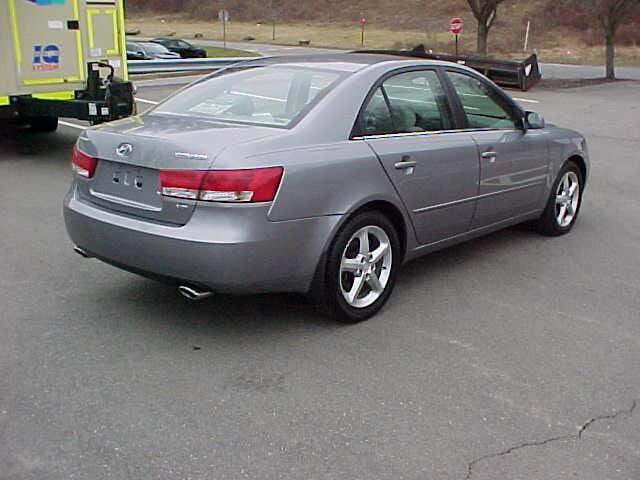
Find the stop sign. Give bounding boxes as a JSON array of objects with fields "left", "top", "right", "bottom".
[{"left": 449, "top": 17, "right": 463, "bottom": 35}]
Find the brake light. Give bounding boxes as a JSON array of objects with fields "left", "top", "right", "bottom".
[
  {"left": 159, "top": 167, "right": 284, "bottom": 203},
  {"left": 71, "top": 146, "right": 98, "bottom": 178},
  {"left": 158, "top": 170, "right": 205, "bottom": 200}
]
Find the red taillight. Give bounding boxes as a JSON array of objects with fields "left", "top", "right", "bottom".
[
  {"left": 71, "top": 146, "right": 98, "bottom": 178},
  {"left": 158, "top": 170, "right": 206, "bottom": 200},
  {"left": 159, "top": 167, "right": 284, "bottom": 203}
]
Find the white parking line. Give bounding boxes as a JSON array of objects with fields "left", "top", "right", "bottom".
[
  {"left": 513, "top": 97, "right": 540, "bottom": 104},
  {"left": 133, "top": 75, "right": 205, "bottom": 87},
  {"left": 136, "top": 97, "right": 159, "bottom": 105},
  {"left": 544, "top": 63, "right": 582, "bottom": 68},
  {"left": 59, "top": 120, "right": 86, "bottom": 130}
]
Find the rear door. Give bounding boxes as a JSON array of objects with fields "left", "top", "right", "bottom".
[
  {"left": 174, "top": 40, "right": 193, "bottom": 57},
  {"left": 358, "top": 69, "right": 480, "bottom": 246},
  {"left": 445, "top": 70, "right": 549, "bottom": 228},
  {"left": 8, "top": 0, "right": 84, "bottom": 87},
  {"left": 85, "top": 2, "right": 121, "bottom": 60}
]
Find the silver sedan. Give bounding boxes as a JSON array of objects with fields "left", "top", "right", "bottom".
[{"left": 64, "top": 54, "right": 589, "bottom": 321}]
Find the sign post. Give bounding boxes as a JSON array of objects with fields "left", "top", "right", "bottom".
[
  {"left": 218, "top": 9, "right": 230, "bottom": 49},
  {"left": 360, "top": 15, "right": 366, "bottom": 47},
  {"left": 270, "top": 3, "right": 279, "bottom": 41},
  {"left": 448, "top": 17, "right": 463, "bottom": 56}
]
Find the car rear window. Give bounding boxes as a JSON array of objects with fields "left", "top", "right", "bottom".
[{"left": 153, "top": 66, "right": 346, "bottom": 128}]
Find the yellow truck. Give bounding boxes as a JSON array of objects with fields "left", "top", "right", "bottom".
[{"left": 0, "top": 0, "right": 134, "bottom": 131}]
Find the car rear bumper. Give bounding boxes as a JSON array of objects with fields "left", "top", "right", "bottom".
[{"left": 63, "top": 187, "right": 341, "bottom": 294}]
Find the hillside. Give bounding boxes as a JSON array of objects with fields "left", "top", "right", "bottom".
[{"left": 126, "top": 0, "right": 640, "bottom": 65}]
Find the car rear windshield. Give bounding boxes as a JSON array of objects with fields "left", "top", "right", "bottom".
[{"left": 153, "top": 66, "right": 347, "bottom": 128}]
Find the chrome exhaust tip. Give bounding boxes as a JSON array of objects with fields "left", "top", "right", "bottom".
[
  {"left": 73, "top": 246, "right": 92, "bottom": 258},
  {"left": 178, "top": 285, "right": 212, "bottom": 301}
]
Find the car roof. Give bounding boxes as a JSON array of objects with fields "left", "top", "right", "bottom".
[
  {"left": 236, "top": 53, "right": 446, "bottom": 73},
  {"left": 242, "top": 51, "right": 458, "bottom": 73}
]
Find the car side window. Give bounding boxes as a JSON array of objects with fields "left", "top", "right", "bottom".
[
  {"left": 360, "top": 88, "right": 395, "bottom": 136},
  {"left": 358, "top": 70, "right": 454, "bottom": 136},
  {"left": 382, "top": 71, "right": 454, "bottom": 133},
  {"left": 447, "top": 71, "right": 517, "bottom": 130}
]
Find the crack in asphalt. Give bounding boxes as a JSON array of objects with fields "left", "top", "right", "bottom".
[{"left": 464, "top": 399, "right": 638, "bottom": 480}]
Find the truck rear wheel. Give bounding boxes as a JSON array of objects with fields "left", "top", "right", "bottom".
[{"left": 29, "top": 116, "right": 58, "bottom": 133}]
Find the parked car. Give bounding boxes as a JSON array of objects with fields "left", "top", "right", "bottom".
[
  {"left": 126, "top": 41, "right": 147, "bottom": 60},
  {"left": 151, "top": 38, "right": 207, "bottom": 58},
  {"left": 64, "top": 54, "right": 589, "bottom": 322},
  {"left": 126, "top": 41, "right": 181, "bottom": 60}
]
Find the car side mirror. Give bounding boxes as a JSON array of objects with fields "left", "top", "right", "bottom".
[{"left": 525, "top": 111, "right": 545, "bottom": 129}]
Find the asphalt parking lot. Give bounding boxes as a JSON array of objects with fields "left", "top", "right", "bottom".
[{"left": 2, "top": 79, "right": 639, "bottom": 480}]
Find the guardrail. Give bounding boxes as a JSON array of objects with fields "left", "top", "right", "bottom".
[{"left": 127, "top": 57, "right": 256, "bottom": 74}]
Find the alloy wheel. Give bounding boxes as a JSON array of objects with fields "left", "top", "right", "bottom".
[
  {"left": 555, "top": 171, "right": 580, "bottom": 228},
  {"left": 339, "top": 225, "right": 393, "bottom": 308}
]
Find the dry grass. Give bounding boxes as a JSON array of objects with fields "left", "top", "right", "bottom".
[{"left": 126, "top": 15, "right": 640, "bottom": 66}]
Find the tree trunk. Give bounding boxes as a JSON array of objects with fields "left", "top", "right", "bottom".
[
  {"left": 605, "top": 27, "right": 616, "bottom": 80},
  {"left": 477, "top": 21, "right": 489, "bottom": 56}
]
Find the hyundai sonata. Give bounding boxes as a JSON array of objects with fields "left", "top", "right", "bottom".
[{"left": 64, "top": 53, "right": 589, "bottom": 321}]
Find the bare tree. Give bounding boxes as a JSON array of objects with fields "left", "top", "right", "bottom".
[
  {"left": 466, "top": 0, "right": 510, "bottom": 56},
  {"left": 565, "top": 0, "right": 640, "bottom": 79}
]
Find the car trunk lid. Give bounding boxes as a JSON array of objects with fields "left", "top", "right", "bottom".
[{"left": 76, "top": 115, "right": 282, "bottom": 225}]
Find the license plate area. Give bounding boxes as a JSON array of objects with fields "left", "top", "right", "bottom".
[{"left": 91, "top": 160, "right": 160, "bottom": 207}]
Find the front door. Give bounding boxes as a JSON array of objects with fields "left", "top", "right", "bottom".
[
  {"left": 446, "top": 70, "right": 549, "bottom": 228},
  {"left": 9, "top": 0, "right": 84, "bottom": 86},
  {"left": 359, "top": 69, "right": 480, "bottom": 246}
]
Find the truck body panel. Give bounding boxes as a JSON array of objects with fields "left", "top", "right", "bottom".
[{"left": 0, "top": 0, "right": 133, "bottom": 126}]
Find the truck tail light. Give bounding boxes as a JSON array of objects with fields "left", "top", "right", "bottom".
[
  {"left": 159, "top": 167, "right": 284, "bottom": 203},
  {"left": 71, "top": 146, "right": 98, "bottom": 178}
]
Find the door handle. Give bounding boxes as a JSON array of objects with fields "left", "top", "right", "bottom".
[
  {"left": 481, "top": 151, "right": 497, "bottom": 161},
  {"left": 394, "top": 159, "right": 417, "bottom": 170}
]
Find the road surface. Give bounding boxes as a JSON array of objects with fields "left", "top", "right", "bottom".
[{"left": 1, "top": 78, "right": 639, "bottom": 480}]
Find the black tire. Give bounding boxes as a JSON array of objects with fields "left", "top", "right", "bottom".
[
  {"left": 323, "top": 210, "right": 401, "bottom": 323},
  {"left": 29, "top": 116, "right": 58, "bottom": 133},
  {"left": 535, "top": 160, "right": 584, "bottom": 236}
]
